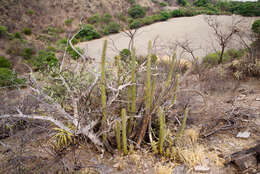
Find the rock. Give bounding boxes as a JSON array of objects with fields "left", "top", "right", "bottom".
[
  {"left": 256, "top": 98, "right": 260, "bottom": 101},
  {"left": 173, "top": 165, "right": 187, "bottom": 174},
  {"left": 194, "top": 165, "right": 210, "bottom": 173},
  {"left": 236, "top": 131, "right": 251, "bottom": 139}
]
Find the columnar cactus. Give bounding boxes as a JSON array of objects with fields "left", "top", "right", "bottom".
[
  {"left": 158, "top": 107, "right": 166, "bottom": 154},
  {"left": 146, "top": 41, "right": 152, "bottom": 114},
  {"left": 121, "top": 108, "right": 128, "bottom": 155},
  {"left": 129, "top": 48, "right": 136, "bottom": 133},
  {"left": 178, "top": 107, "right": 189, "bottom": 138},
  {"left": 172, "top": 74, "right": 179, "bottom": 106},
  {"left": 101, "top": 39, "right": 107, "bottom": 142},
  {"left": 166, "top": 53, "right": 176, "bottom": 88},
  {"left": 115, "top": 120, "right": 121, "bottom": 152}
]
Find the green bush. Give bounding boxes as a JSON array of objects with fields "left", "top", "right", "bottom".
[
  {"left": 159, "top": 2, "right": 168, "bottom": 7},
  {"left": 34, "top": 50, "right": 58, "bottom": 70},
  {"left": 177, "top": 0, "right": 188, "bottom": 6},
  {"left": 202, "top": 52, "right": 219, "bottom": 66},
  {"left": 77, "top": 24, "right": 101, "bottom": 41},
  {"left": 22, "top": 48, "right": 34, "bottom": 59},
  {"left": 159, "top": 11, "right": 171, "bottom": 21},
  {"left": 194, "top": 0, "right": 210, "bottom": 7},
  {"left": 225, "top": 49, "right": 245, "bottom": 59},
  {"left": 0, "top": 26, "right": 8, "bottom": 37},
  {"left": 128, "top": 5, "right": 146, "bottom": 18},
  {"left": 252, "top": 19, "right": 260, "bottom": 35},
  {"left": 0, "top": 56, "right": 11, "bottom": 68},
  {"left": 65, "top": 19, "right": 73, "bottom": 26},
  {"left": 143, "top": 16, "right": 154, "bottom": 25},
  {"left": 103, "top": 22, "right": 121, "bottom": 35},
  {"left": 0, "top": 68, "right": 26, "bottom": 87},
  {"left": 22, "top": 27, "right": 32, "bottom": 35},
  {"left": 130, "top": 19, "right": 144, "bottom": 29},
  {"left": 67, "top": 46, "right": 84, "bottom": 60},
  {"left": 129, "top": 0, "right": 136, "bottom": 5},
  {"left": 27, "top": 9, "right": 35, "bottom": 15},
  {"left": 87, "top": 14, "right": 101, "bottom": 24},
  {"left": 14, "top": 32, "right": 22, "bottom": 39},
  {"left": 120, "top": 49, "right": 131, "bottom": 62},
  {"left": 171, "top": 9, "right": 185, "bottom": 17},
  {"left": 102, "top": 13, "right": 112, "bottom": 24}
]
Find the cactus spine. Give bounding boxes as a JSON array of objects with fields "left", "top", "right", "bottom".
[
  {"left": 121, "top": 108, "right": 128, "bottom": 155},
  {"left": 101, "top": 39, "right": 107, "bottom": 141},
  {"left": 158, "top": 107, "right": 166, "bottom": 154},
  {"left": 178, "top": 107, "right": 189, "bottom": 138},
  {"left": 115, "top": 120, "right": 121, "bottom": 152}
]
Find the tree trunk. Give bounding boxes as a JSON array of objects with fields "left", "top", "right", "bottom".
[{"left": 218, "top": 47, "right": 225, "bottom": 64}]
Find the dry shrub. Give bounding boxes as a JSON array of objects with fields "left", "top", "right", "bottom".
[
  {"left": 200, "top": 66, "right": 239, "bottom": 93},
  {"left": 230, "top": 58, "right": 260, "bottom": 79},
  {"left": 155, "top": 165, "right": 173, "bottom": 174}
]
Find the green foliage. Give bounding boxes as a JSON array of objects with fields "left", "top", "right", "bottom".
[
  {"left": 22, "top": 27, "right": 32, "bottom": 35},
  {"left": 130, "top": 19, "right": 144, "bottom": 29},
  {"left": 0, "top": 25, "right": 8, "bottom": 37},
  {"left": 103, "top": 22, "right": 121, "bottom": 35},
  {"left": 77, "top": 24, "right": 101, "bottom": 41},
  {"left": 252, "top": 19, "right": 260, "bottom": 34},
  {"left": 177, "top": 0, "right": 188, "bottom": 6},
  {"left": 128, "top": 5, "right": 146, "bottom": 18},
  {"left": 151, "top": 54, "right": 158, "bottom": 64},
  {"left": 129, "top": 0, "right": 136, "bottom": 5},
  {"left": 159, "top": 11, "right": 171, "bottom": 21},
  {"left": 22, "top": 47, "right": 34, "bottom": 59},
  {"left": 119, "top": 49, "right": 131, "bottom": 62},
  {"left": 27, "top": 9, "right": 35, "bottom": 15},
  {"left": 14, "top": 32, "right": 22, "bottom": 39},
  {"left": 67, "top": 46, "right": 84, "bottom": 60},
  {"left": 0, "top": 56, "right": 11, "bottom": 68},
  {"left": 143, "top": 16, "right": 154, "bottom": 25},
  {"left": 52, "top": 127, "right": 75, "bottom": 150},
  {"left": 65, "top": 18, "right": 73, "bottom": 26},
  {"left": 102, "top": 13, "right": 112, "bottom": 24},
  {"left": 0, "top": 68, "right": 25, "bottom": 87},
  {"left": 34, "top": 50, "right": 58, "bottom": 70},
  {"left": 194, "top": 0, "right": 210, "bottom": 7},
  {"left": 202, "top": 49, "right": 244, "bottom": 66},
  {"left": 215, "top": 1, "right": 260, "bottom": 16},
  {"left": 87, "top": 14, "right": 101, "bottom": 24},
  {"left": 159, "top": 2, "right": 168, "bottom": 7}
]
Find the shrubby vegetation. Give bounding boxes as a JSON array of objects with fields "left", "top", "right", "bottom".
[
  {"left": 77, "top": 24, "right": 101, "bottom": 41},
  {"left": 0, "top": 56, "right": 26, "bottom": 87},
  {"left": 22, "top": 27, "right": 32, "bottom": 35},
  {"left": 252, "top": 19, "right": 260, "bottom": 35},
  {"left": 0, "top": 25, "right": 8, "bottom": 37},
  {"left": 33, "top": 50, "right": 58, "bottom": 71},
  {"left": 128, "top": 5, "right": 146, "bottom": 18},
  {"left": 202, "top": 49, "right": 245, "bottom": 66}
]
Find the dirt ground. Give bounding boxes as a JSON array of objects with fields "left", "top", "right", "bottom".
[{"left": 0, "top": 66, "right": 259, "bottom": 174}]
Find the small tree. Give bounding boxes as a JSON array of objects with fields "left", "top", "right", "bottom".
[{"left": 205, "top": 16, "right": 242, "bottom": 64}]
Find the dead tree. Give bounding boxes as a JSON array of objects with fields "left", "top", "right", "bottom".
[{"left": 205, "top": 16, "right": 243, "bottom": 64}]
